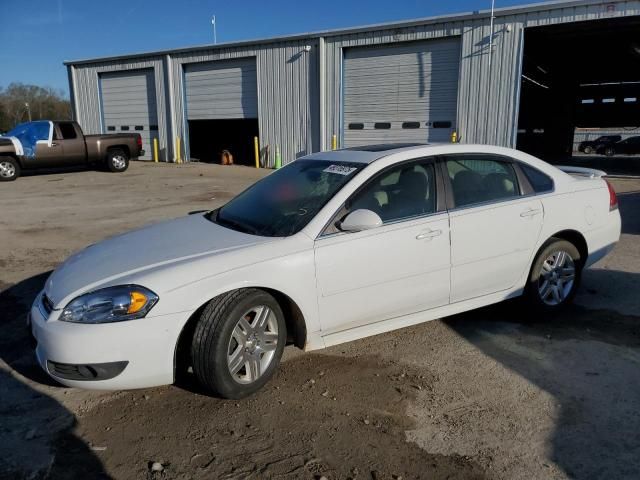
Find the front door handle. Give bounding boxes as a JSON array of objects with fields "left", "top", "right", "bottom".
[
  {"left": 51, "top": 142, "right": 59, "bottom": 147},
  {"left": 520, "top": 208, "right": 541, "bottom": 218},
  {"left": 416, "top": 229, "right": 442, "bottom": 240}
]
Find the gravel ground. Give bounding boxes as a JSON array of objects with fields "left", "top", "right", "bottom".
[{"left": 0, "top": 162, "right": 638, "bottom": 480}]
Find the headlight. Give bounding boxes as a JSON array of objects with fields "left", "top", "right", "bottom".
[{"left": 59, "top": 285, "right": 159, "bottom": 324}]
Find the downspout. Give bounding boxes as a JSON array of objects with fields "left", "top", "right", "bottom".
[
  {"left": 67, "top": 65, "right": 78, "bottom": 122},
  {"left": 486, "top": 0, "right": 496, "bottom": 143},
  {"left": 165, "top": 54, "right": 176, "bottom": 162},
  {"left": 319, "top": 36, "right": 326, "bottom": 151}
]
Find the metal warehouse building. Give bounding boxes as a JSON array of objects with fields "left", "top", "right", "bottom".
[{"left": 65, "top": 0, "right": 640, "bottom": 166}]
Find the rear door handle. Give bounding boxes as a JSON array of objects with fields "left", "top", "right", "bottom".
[
  {"left": 51, "top": 142, "right": 59, "bottom": 147},
  {"left": 520, "top": 208, "right": 541, "bottom": 218},
  {"left": 416, "top": 229, "right": 442, "bottom": 240}
]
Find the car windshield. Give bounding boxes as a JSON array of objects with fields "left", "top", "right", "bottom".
[{"left": 210, "top": 159, "right": 364, "bottom": 237}]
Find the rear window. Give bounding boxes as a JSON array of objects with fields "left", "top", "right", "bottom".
[{"left": 521, "top": 164, "right": 554, "bottom": 193}]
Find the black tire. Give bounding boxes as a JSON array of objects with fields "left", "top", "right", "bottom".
[
  {"left": 191, "top": 289, "right": 287, "bottom": 399},
  {"left": 604, "top": 147, "right": 615, "bottom": 157},
  {"left": 524, "top": 238, "right": 582, "bottom": 312},
  {"left": 106, "top": 148, "right": 129, "bottom": 172},
  {"left": 583, "top": 146, "right": 593, "bottom": 155},
  {"left": 0, "top": 156, "right": 20, "bottom": 182}
]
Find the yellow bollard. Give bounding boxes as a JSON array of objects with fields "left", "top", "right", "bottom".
[
  {"left": 451, "top": 131, "right": 458, "bottom": 143},
  {"left": 331, "top": 134, "right": 337, "bottom": 150},
  {"left": 254, "top": 136, "right": 260, "bottom": 169},
  {"left": 176, "top": 137, "right": 182, "bottom": 164},
  {"left": 153, "top": 138, "right": 159, "bottom": 163}
]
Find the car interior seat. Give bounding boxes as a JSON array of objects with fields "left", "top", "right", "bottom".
[{"left": 452, "top": 170, "right": 483, "bottom": 206}]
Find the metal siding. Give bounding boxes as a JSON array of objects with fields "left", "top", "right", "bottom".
[
  {"left": 342, "top": 38, "right": 460, "bottom": 146},
  {"left": 69, "top": 57, "right": 169, "bottom": 161},
  {"left": 67, "top": 0, "right": 640, "bottom": 163},
  {"left": 169, "top": 40, "right": 319, "bottom": 165},
  {"left": 100, "top": 70, "right": 158, "bottom": 160},
  {"left": 184, "top": 58, "right": 258, "bottom": 120},
  {"left": 323, "top": 0, "right": 640, "bottom": 149}
]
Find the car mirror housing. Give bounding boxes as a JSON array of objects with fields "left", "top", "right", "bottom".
[{"left": 339, "top": 209, "right": 383, "bottom": 232}]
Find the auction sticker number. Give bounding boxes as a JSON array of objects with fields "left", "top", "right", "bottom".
[{"left": 324, "top": 165, "right": 357, "bottom": 176}]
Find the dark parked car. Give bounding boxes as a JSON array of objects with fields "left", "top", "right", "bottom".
[
  {"left": 596, "top": 136, "right": 640, "bottom": 156},
  {"left": 578, "top": 135, "right": 621, "bottom": 154}
]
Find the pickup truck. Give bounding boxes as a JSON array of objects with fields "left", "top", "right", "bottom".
[{"left": 0, "top": 120, "right": 144, "bottom": 181}]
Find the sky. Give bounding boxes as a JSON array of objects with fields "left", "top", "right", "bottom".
[{"left": 0, "top": 0, "right": 533, "bottom": 97}]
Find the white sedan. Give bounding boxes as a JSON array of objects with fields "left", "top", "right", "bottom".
[{"left": 30, "top": 143, "right": 621, "bottom": 398}]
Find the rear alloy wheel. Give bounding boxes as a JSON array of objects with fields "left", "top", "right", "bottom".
[
  {"left": 525, "top": 239, "right": 581, "bottom": 310},
  {"left": 0, "top": 157, "right": 20, "bottom": 181},
  {"left": 106, "top": 148, "right": 129, "bottom": 172},
  {"left": 191, "top": 289, "right": 286, "bottom": 398}
]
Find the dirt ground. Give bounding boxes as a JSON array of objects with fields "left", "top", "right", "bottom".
[{"left": 0, "top": 162, "right": 639, "bottom": 480}]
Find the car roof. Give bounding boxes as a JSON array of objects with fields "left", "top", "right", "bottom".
[{"left": 302, "top": 143, "right": 433, "bottom": 164}]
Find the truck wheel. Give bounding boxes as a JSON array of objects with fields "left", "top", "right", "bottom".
[
  {"left": 106, "top": 148, "right": 129, "bottom": 172},
  {"left": 0, "top": 157, "right": 20, "bottom": 182}
]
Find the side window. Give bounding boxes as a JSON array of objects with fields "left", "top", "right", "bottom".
[
  {"left": 348, "top": 161, "right": 436, "bottom": 224},
  {"left": 58, "top": 123, "right": 77, "bottom": 140},
  {"left": 520, "top": 164, "right": 554, "bottom": 193},
  {"left": 446, "top": 156, "right": 519, "bottom": 208}
]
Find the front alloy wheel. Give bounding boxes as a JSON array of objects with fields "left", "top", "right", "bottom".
[
  {"left": 227, "top": 305, "right": 280, "bottom": 384},
  {"left": 191, "top": 289, "right": 286, "bottom": 398},
  {"left": 0, "top": 158, "right": 20, "bottom": 181}
]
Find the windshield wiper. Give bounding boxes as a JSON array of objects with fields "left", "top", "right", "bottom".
[{"left": 215, "top": 213, "right": 260, "bottom": 236}]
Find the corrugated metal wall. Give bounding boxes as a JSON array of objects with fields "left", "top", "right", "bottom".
[
  {"left": 322, "top": 0, "right": 640, "bottom": 150},
  {"left": 67, "top": 0, "right": 640, "bottom": 164},
  {"left": 68, "top": 57, "right": 169, "bottom": 161},
  {"left": 167, "top": 39, "right": 319, "bottom": 166}
]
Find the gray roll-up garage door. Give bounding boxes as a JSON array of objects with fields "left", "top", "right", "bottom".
[
  {"left": 184, "top": 58, "right": 258, "bottom": 120},
  {"left": 100, "top": 69, "right": 158, "bottom": 160},
  {"left": 343, "top": 38, "right": 461, "bottom": 147}
]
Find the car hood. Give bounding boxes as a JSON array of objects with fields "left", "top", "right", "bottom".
[{"left": 45, "top": 214, "right": 271, "bottom": 308}]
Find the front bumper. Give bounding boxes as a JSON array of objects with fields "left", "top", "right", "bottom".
[{"left": 30, "top": 292, "right": 189, "bottom": 390}]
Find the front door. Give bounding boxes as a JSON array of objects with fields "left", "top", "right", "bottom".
[
  {"left": 314, "top": 158, "right": 451, "bottom": 333},
  {"left": 443, "top": 154, "right": 544, "bottom": 303}
]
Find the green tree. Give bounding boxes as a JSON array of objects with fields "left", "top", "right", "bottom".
[{"left": 0, "top": 83, "right": 71, "bottom": 132}]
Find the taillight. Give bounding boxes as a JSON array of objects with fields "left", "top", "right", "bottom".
[
  {"left": 136, "top": 135, "right": 142, "bottom": 148},
  {"left": 605, "top": 179, "right": 618, "bottom": 211}
]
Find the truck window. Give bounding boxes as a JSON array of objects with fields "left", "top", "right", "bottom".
[{"left": 59, "top": 123, "right": 77, "bottom": 140}]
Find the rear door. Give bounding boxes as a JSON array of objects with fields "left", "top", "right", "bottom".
[{"left": 443, "top": 154, "right": 544, "bottom": 303}]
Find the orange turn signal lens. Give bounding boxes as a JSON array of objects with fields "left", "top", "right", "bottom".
[{"left": 127, "top": 291, "right": 148, "bottom": 314}]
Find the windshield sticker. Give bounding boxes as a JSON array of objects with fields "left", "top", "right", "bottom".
[{"left": 323, "top": 165, "right": 357, "bottom": 176}]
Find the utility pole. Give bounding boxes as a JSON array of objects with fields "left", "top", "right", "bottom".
[
  {"left": 211, "top": 16, "right": 217, "bottom": 44},
  {"left": 25, "top": 102, "right": 31, "bottom": 122}
]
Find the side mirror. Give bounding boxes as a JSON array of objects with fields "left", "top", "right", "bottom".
[{"left": 339, "top": 209, "right": 383, "bottom": 232}]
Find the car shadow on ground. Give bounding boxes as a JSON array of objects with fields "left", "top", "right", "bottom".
[
  {"left": 0, "top": 273, "right": 110, "bottom": 479},
  {"left": 445, "top": 268, "right": 640, "bottom": 479}
]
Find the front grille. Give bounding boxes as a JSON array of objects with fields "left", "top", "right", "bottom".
[{"left": 41, "top": 294, "right": 54, "bottom": 316}]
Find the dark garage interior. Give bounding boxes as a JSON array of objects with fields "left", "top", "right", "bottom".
[
  {"left": 187, "top": 119, "right": 259, "bottom": 166},
  {"left": 516, "top": 16, "right": 640, "bottom": 173}
]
